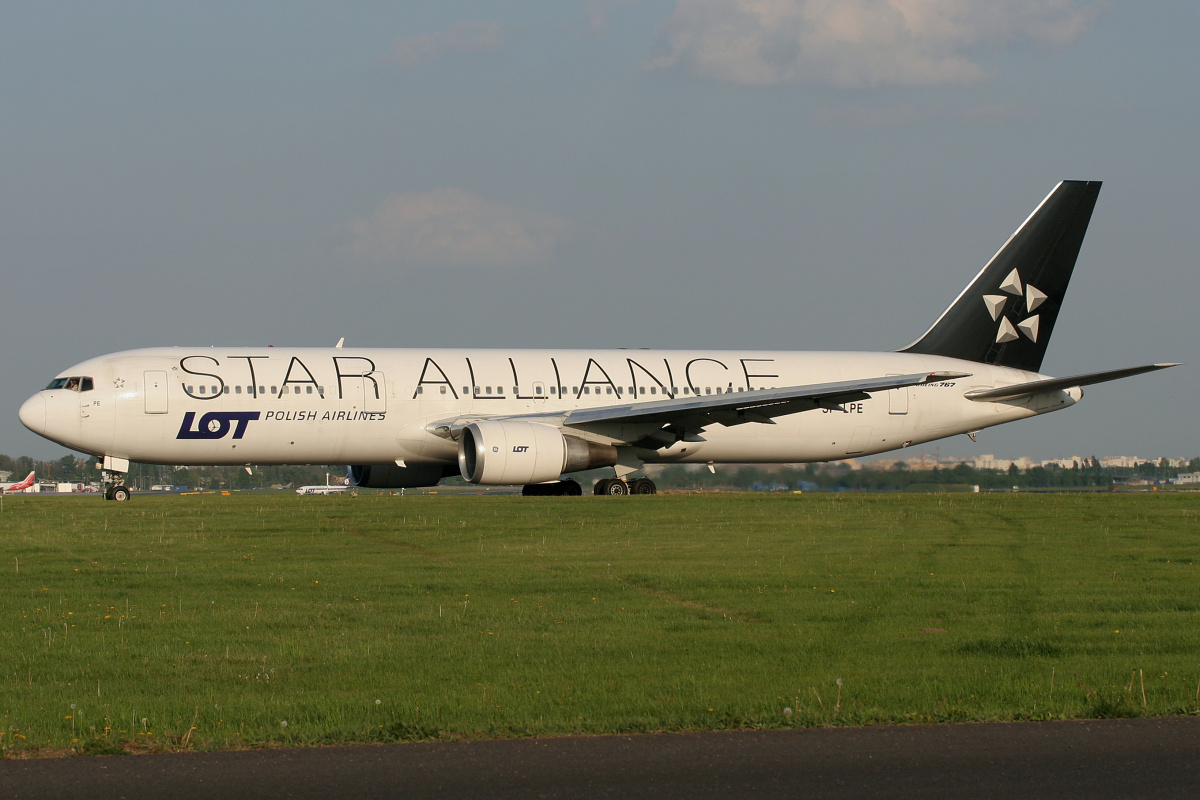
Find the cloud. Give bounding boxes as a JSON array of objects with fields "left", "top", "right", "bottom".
[
  {"left": 381, "top": 21, "right": 503, "bottom": 65},
  {"left": 586, "top": 0, "right": 641, "bottom": 33},
  {"left": 646, "top": 0, "right": 1100, "bottom": 88},
  {"left": 346, "top": 188, "right": 570, "bottom": 268}
]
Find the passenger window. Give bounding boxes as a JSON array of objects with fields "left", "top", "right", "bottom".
[
  {"left": 650, "top": 387, "right": 657, "bottom": 395},
  {"left": 706, "top": 387, "right": 712, "bottom": 395},
  {"left": 307, "top": 386, "right": 314, "bottom": 394},
  {"left": 416, "top": 386, "right": 423, "bottom": 395},
  {"left": 259, "top": 386, "right": 266, "bottom": 395},
  {"left": 440, "top": 386, "right": 447, "bottom": 395},
  {"left": 486, "top": 386, "right": 492, "bottom": 395},
  {"left": 671, "top": 387, "right": 678, "bottom": 394},
  {"left": 639, "top": 387, "right": 645, "bottom": 395},
  {"left": 223, "top": 386, "right": 230, "bottom": 395},
  {"left": 606, "top": 387, "right": 613, "bottom": 395},
  {"left": 198, "top": 386, "right": 206, "bottom": 395},
  {"left": 270, "top": 386, "right": 277, "bottom": 395},
  {"left": 513, "top": 387, "right": 519, "bottom": 395},
  {"left": 464, "top": 387, "right": 471, "bottom": 395},
  {"left": 235, "top": 386, "right": 242, "bottom": 394},
  {"left": 572, "top": 387, "right": 578, "bottom": 395}
]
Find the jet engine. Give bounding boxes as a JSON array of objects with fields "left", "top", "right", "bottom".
[
  {"left": 346, "top": 462, "right": 456, "bottom": 489},
  {"left": 458, "top": 420, "right": 617, "bottom": 485}
]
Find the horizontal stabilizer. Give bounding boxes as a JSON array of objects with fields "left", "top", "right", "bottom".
[{"left": 964, "top": 363, "right": 1179, "bottom": 402}]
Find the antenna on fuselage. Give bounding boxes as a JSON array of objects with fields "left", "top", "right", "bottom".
[{"left": 335, "top": 338, "right": 344, "bottom": 349}]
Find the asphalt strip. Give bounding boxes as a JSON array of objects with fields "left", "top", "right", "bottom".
[{"left": 3, "top": 717, "right": 1199, "bottom": 800}]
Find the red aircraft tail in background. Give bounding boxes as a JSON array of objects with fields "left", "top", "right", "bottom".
[{"left": 0, "top": 472, "right": 36, "bottom": 492}]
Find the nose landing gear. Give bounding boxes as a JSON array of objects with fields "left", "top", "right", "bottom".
[
  {"left": 106, "top": 484, "right": 132, "bottom": 502},
  {"left": 99, "top": 456, "right": 132, "bottom": 501}
]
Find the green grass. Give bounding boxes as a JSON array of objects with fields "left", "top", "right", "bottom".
[{"left": 2, "top": 492, "right": 1199, "bottom": 755}]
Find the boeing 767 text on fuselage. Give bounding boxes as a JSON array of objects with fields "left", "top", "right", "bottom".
[{"left": 18, "top": 181, "right": 1176, "bottom": 499}]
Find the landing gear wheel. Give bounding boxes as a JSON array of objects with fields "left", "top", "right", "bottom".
[
  {"left": 104, "top": 486, "right": 114, "bottom": 501},
  {"left": 594, "top": 479, "right": 611, "bottom": 495},
  {"left": 561, "top": 479, "right": 583, "bottom": 496},
  {"left": 603, "top": 479, "right": 629, "bottom": 496},
  {"left": 630, "top": 478, "right": 657, "bottom": 495},
  {"left": 110, "top": 485, "right": 131, "bottom": 502}
]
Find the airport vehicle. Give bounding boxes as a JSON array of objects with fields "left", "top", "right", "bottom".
[
  {"left": 18, "top": 181, "right": 1176, "bottom": 500},
  {"left": 0, "top": 472, "right": 36, "bottom": 493}
]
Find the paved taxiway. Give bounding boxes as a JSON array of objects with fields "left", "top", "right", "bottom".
[{"left": 3, "top": 717, "right": 1198, "bottom": 799}]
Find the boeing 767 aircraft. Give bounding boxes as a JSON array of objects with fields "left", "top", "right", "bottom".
[{"left": 18, "top": 181, "right": 1176, "bottom": 500}]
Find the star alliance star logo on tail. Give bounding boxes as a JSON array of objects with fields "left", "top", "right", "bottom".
[{"left": 983, "top": 268, "right": 1046, "bottom": 344}]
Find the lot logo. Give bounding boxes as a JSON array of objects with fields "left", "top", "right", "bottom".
[
  {"left": 177, "top": 411, "right": 260, "bottom": 440},
  {"left": 513, "top": 445, "right": 529, "bottom": 453}
]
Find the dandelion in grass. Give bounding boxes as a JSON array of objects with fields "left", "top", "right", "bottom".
[{"left": 281, "top": 720, "right": 288, "bottom": 728}]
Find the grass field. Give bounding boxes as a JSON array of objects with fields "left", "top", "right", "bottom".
[{"left": 2, "top": 491, "right": 1199, "bottom": 755}]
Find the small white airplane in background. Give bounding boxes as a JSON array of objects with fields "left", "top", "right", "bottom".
[
  {"left": 0, "top": 472, "right": 36, "bottom": 493},
  {"left": 18, "top": 181, "right": 1177, "bottom": 500},
  {"left": 296, "top": 474, "right": 349, "bottom": 495}
]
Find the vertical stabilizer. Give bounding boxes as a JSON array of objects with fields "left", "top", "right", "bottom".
[{"left": 901, "top": 181, "right": 1102, "bottom": 371}]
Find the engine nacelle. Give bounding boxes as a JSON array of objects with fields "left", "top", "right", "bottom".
[
  {"left": 457, "top": 420, "right": 617, "bottom": 485},
  {"left": 346, "top": 463, "right": 455, "bottom": 489}
]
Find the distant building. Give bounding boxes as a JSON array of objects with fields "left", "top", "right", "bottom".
[{"left": 1175, "top": 473, "right": 1200, "bottom": 485}]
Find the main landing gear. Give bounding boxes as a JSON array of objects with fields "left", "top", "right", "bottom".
[
  {"left": 520, "top": 477, "right": 658, "bottom": 496},
  {"left": 594, "top": 477, "right": 656, "bottom": 496},
  {"left": 521, "top": 479, "right": 584, "bottom": 497}
]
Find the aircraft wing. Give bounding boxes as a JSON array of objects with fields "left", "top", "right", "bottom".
[
  {"left": 964, "top": 363, "right": 1179, "bottom": 402},
  {"left": 428, "top": 371, "right": 970, "bottom": 447},
  {"left": 554, "top": 371, "right": 970, "bottom": 435}
]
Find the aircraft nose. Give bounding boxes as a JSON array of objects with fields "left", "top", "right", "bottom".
[{"left": 18, "top": 395, "right": 46, "bottom": 436}]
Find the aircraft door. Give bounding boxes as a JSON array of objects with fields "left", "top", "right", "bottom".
[
  {"left": 365, "top": 371, "right": 386, "bottom": 414},
  {"left": 887, "top": 374, "right": 909, "bottom": 415},
  {"left": 846, "top": 426, "right": 872, "bottom": 455},
  {"left": 144, "top": 371, "right": 168, "bottom": 414}
]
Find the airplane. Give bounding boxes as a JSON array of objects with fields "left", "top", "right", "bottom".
[
  {"left": 17, "top": 180, "right": 1177, "bottom": 501},
  {"left": 297, "top": 474, "right": 349, "bottom": 495},
  {"left": 0, "top": 471, "right": 36, "bottom": 493}
]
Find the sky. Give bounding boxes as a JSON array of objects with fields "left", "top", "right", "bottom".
[{"left": 2, "top": 1, "right": 1196, "bottom": 464}]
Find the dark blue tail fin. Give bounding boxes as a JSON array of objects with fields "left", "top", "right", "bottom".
[{"left": 901, "top": 180, "right": 1102, "bottom": 372}]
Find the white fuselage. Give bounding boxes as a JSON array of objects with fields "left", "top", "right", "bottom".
[{"left": 19, "top": 346, "right": 1077, "bottom": 469}]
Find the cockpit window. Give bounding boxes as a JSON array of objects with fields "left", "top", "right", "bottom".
[{"left": 45, "top": 376, "right": 93, "bottom": 392}]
